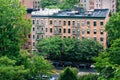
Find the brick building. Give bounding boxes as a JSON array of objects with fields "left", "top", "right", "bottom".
[
  {"left": 80, "top": 0, "right": 117, "bottom": 13},
  {"left": 31, "top": 8, "right": 110, "bottom": 51},
  {"left": 21, "top": 0, "right": 40, "bottom": 51}
]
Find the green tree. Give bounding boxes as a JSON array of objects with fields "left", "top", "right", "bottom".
[
  {"left": 40, "top": 0, "right": 59, "bottom": 8},
  {"left": 58, "top": 67, "right": 78, "bottom": 80},
  {"left": 95, "top": 39, "right": 120, "bottom": 80},
  {"left": 59, "top": 0, "right": 79, "bottom": 9},
  {"left": 16, "top": 50, "right": 53, "bottom": 79},
  {"left": 0, "top": 0, "right": 31, "bottom": 57},
  {"left": 118, "top": 0, "right": 120, "bottom": 12},
  {"left": 105, "top": 12, "right": 120, "bottom": 46},
  {"left": 36, "top": 37, "right": 103, "bottom": 62},
  {"left": 78, "top": 74, "right": 98, "bottom": 80},
  {"left": 80, "top": 39, "right": 103, "bottom": 61},
  {"left": 0, "top": 56, "right": 29, "bottom": 80}
]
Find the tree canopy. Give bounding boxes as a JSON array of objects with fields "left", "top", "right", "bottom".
[
  {"left": 39, "top": 0, "right": 80, "bottom": 9},
  {"left": 0, "top": 0, "right": 31, "bottom": 57},
  {"left": 0, "top": 0, "right": 53, "bottom": 79},
  {"left": 36, "top": 37, "right": 103, "bottom": 62},
  {"left": 95, "top": 39, "right": 120, "bottom": 79},
  {"left": 40, "top": 0, "right": 59, "bottom": 8},
  {"left": 105, "top": 12, "right": 120, "bottom": 46},
  {"left": 58, "top": 0, "right": 79, "bottom": 9},
  {"left": 58, "top": 67, "right": 78, "bottom": 80}
]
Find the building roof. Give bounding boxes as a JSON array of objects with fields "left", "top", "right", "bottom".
[{"left": 32, "top": 8, "right": 109, "bottom": 19}]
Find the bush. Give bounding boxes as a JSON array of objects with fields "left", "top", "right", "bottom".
[
  {"left": 78, "top": 74, "right": 98, "bottom": 80},
  {"left": 58, "top": 67, "right": 78, "bottom": 80}
]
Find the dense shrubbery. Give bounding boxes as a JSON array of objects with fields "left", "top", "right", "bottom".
[
  {"left": 78, "top": 74, "right": 98, "bottom": 80},
  {"left": 36, "top": 37, "right": 103, "bottom": 62}
]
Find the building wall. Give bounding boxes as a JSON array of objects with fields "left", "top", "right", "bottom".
[
  {"left": 31, "top": 15, "right": 109, "bottom": 50},
  {"left": 79, "top": 0, "right": 117, "bottom": 12},
  {"left": 21, "top": 0, "right": 40, "bottom": 10}
]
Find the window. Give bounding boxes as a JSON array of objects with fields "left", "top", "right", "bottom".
[
  {"left": 37, "top": 20, "right": 39, "bottom": 24},
  {"left": 87, "top": 21, "right": 90, "bottom": 27},
  {"left": 59, "top": 20, "right": 61, "bottom": 25},
  {"left": 64, "top": 29, "right": 66, "bottom": 33},
  {"left": 100, "top": 29, "right": 103, "bottom": 34},
  {"left": 100, "top": 37, "right": 104, "bottom": 42},
  {"left": 50, "top": 28, "right": 52, "bottom": 33},
  {"left": 87, "top": 29, "right": 90, "bottom": 34},
  {"left": 41, "top": 28, "right": 43, "bottom": 31},
  {"left": 50, "top": 20, "right": 52, "bottom": 25},
  {"left": 33, "top": 35, "right": 35, "bottom": 39},
  {"left": 68, "top": 29, "right": 71, "bottom": 33},
  {"left": 33, "top": 42, "right": 35, "bottom": 46},
  {"left": 68, "top": 36, "right": 70, "bottom": 38},
  {"left": 77, "top": 21, "right": 80, "bottom": 27},
  {"left": 63, "top": 21, "right": 66, "bottom": 26},
  {"left": 37, "top": 35, "right": 39, "bottom": 39},
  {"left": 54, "top": 20, "right": 57, "bottom": 25},
  {"left": 94, "top": 21, "right": 97, "bottom": 26},
  {"left": 82, "top": 21, "right": 85, "bottom": 26},
  {"left": 33, "top": 27, "right": 35, "bottom": 31},
  {"left": 28, "top": 34, "right": 31, "bottom": 38},
  {"left": 72, "top": 21, "right": 75, "bottom": 26},
  {"left": 46, "top": 28, "right": 47, "bottom": 32},
  {"left": 100, "top": 22, "right": 104, "bottom": 26},
  {"left": 68, "top": 21, "right": 71, "bottom": 26},
  {"left": 93, "top": 37, "right": 97, "bottom": 41},
  {"left": 94, "top": 29, "right": 97, "bottom": 34},
  {"left": 59, "top": 28, "right": 61, "bottom": 33},
  {"left": 33, "top": 20, "right": 35, "bottom": 24},
  {"left": 82, "top": 30, "right": 85, "bottom": 34}
]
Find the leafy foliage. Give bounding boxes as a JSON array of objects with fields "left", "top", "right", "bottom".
[
  {"left": 95, "top": 39, "right": 120, "bottom": 79},
  {"left": 58, "top": 67, "right": 78, "bottom": 80},
  {"left": 105, "top": 12, "right": 120, "bottom": 46},
  {"left": 40, "top": 0, "right": 59, "bottom": 8},
  {"left": 39, "top": 0, "right": 79, "bottom": 9},
  {"left": 0, "top": 0, "right": 31, "bottom": 57},
  {"left": 58, "top": 0, "right": 79, "bottom": 9},
  {"left": 36, "top": 37, "right": 103, "bottom": 62},
  {"left": 0, "top": 56, "right": 29, "bottom": 80},
  {"left": 78, "top": 74, "right": 98, "bottom": 80}
]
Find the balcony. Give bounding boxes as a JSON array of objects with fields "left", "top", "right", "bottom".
[
  {"left": 54, "top": 31, "right": 62, "bottom": 35},
  {"left": 54, "top": 24, "right": 62, "bottom": 27},
  {"left": 36, "top": 23, "right": 45, "bottom": 27},
  {"left": 36, "top": 30, "right": 44, "bottom": 34}
]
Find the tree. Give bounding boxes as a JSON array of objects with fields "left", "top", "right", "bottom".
[
  {"left": 40, "top": 0, "right": 59, "bottom": 8},
  {"left": 16, "top": 50, "right": 53, "bottom": 80},
  {"left": 0, "top": 0, "right": 31, "bottom": 57},
  {"left": 95, "top": 39, "right": 120, "bottom": 80},
  {"left": 58, "top": 67, "right": 78, "bottom": 80},
  {"left": 36, "top": 37, "right": 103, "bottom": 62},
  {"left": 30, "top": 56, "right": 53, "bottom": 79},
  {"left": 105, "top": 12, "right": 120, "bottom": 46},
  {"left": 0, "top": 56, "right": 29, "bottom": 80},
  {"left": 118, "top": 0, "right": 120, "bottom": 12},
  {"left": 80, "top": 39, "right": 103, "bottom": 61},
  {"left": 58, "top": 0, "right": 79, "bottom": 9}
]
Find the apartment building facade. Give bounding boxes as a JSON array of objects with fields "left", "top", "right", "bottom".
[
  {"left": 80, "top": 0, "right": 117, "bottom": 13},
  {"left": 21, "top": 0, "right": 40, "bottom": 10},
  {"left": 31, "top": 8, "right": 110, "bottom": 50}
]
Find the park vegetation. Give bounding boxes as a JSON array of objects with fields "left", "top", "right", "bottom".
[
  {"left": 40, "top": 0, "right": 80, "bottom": 9},
  {"left": 94, "top": 0, "right": 120, "bottom": 79},
  {"left": 36, "top": 37, "right": 103, "bottom": 62},
  {"left": 58, "top": 67, "right": 98, "bottom": 80},
  {"left": 0, "top": 0, "right": 53, "bottom": 79}
]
